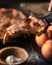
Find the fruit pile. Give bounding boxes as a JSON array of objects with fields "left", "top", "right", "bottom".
[{"left": 35, "top": 26, "right": 52, "bottom": 59}]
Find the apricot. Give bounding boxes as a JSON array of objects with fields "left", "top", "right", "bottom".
[
  {"left": 41, "top": 40, "right": 52, "bottom": 59},
  {"left": 35, "top": 33, "right": 47, "bottom": 47},
  {"left": 47, "top": 26, "right": 52, "bottom": 39}
]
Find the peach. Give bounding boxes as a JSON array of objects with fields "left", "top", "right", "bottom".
[
  {"left": 47, "top": 26, "right": 52, "bottom": 39},
  {"left": 35, "top": 33, "right": 47, "bottom": 47},
  {"left": 41, "top": 40, "right": 52, "bottom": 59}
]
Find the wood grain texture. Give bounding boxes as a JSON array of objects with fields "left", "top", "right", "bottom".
[{"left": 20, "top": 2, "right": 50, "bottom": 16}]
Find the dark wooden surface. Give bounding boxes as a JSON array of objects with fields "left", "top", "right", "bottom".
[{"left": 20, "top": 2, "right": 50, "bottom": 16}]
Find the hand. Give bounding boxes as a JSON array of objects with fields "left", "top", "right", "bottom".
[{"left": 48, "top": 0, "right": 52, "bottom": 12}]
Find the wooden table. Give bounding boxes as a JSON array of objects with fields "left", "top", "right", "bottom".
[{"left": 20, "top": 2, "right": 50, "bottom": 16}]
